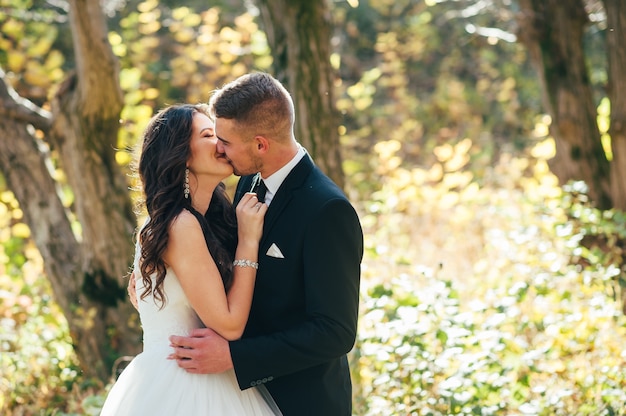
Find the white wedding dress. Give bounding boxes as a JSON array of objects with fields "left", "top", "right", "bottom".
[{"left": 100, "top": 241, "right": 281, "bottom": 415}]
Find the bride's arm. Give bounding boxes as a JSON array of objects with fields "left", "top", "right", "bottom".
[{"left": 165, "top": 194, "right": 266, "bottom": 341}]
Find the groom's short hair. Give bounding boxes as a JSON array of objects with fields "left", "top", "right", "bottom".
[{"left": 209, "top": 72, "right": 294, "bottom": 142}]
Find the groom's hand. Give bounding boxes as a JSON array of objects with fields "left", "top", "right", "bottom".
[
  {"left": 168, "top": 328, "right": 234, "bottom": 374},
  {"left": 128, "top": 272, "right": 138, "bottom": 310}
]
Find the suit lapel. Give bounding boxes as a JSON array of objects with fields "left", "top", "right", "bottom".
[
  {"left": 260, "top": 155, "right": 315, "bottom": 245},
  {"left": 234, "top": 175, "right": 255, "bottom": 205}
]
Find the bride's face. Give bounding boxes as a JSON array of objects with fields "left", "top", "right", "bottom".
[{"left": 186, "top": 112, "right": 233, "bottom": 180}]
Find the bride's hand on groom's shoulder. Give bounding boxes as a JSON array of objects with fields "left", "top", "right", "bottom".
[{"left": 168, "top": 328, "right": 234, "bottom": 374}]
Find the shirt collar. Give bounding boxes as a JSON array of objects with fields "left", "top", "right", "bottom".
[{"left": 261, "top": 145, "right": 306, "bottom": 205}]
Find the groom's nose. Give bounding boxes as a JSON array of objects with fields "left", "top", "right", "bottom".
[{"left": 216, "top": 140, "right": 225, "bottom": 154}]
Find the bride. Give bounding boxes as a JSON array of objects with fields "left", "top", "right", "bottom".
[{"left": 100, "top": 104, "right": 281, "bottom": 415}]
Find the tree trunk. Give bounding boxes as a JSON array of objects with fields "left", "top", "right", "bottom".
[
  {"left": 604, "top": 0, "right": 626, "bottom": 211},
  {"left": 255, "top": 0, "right": 345, "bottom": 190},
  {"left": 516, "top": 0, "right": 612, "bottom": 209},
  {"left": 0, "top": 0, "right": 141, "bottom": 381}
]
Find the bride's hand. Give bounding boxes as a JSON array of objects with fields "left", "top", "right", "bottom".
[{"left": 236, "top": 192, "right": 267, "bottom": 244}]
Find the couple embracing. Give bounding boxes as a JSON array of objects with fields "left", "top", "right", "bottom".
[{"left": 100, "top": 72, "right": 364, "bottom": 415}]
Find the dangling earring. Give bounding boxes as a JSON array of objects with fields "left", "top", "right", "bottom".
[{"left": 184, "top": 168, "right": 190, "bottom": 199}]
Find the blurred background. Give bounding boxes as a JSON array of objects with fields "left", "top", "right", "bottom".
[{"left": 1, "top": 0, "right": 625, "bottom": 414}]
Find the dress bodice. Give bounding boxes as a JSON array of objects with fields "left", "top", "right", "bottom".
[{"left": 133, "top": 240, "right": 204, "bottom": 348}]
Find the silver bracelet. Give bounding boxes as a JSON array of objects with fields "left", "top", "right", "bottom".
[{"left": 233, "top": 259, "right": 259, "bottom": 269}]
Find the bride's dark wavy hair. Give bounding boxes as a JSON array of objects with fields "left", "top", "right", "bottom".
[{"left": 136, "top": 104, "right": 237, "bottom": 308}]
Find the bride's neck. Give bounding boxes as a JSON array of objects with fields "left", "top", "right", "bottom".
[
  {"left": 189, "top": 176, "right": 219, "bottom": 214},
  {"left": 190, "top": 189, "right": 214, "bottom": 214}
]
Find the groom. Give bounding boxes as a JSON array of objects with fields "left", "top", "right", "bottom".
[{"left": 168, "top": 72, "right": 364, "bottom": 415}]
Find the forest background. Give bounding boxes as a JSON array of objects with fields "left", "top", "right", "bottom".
[{"left": 1, "top": 0, "right": 626, "bottom": 415}]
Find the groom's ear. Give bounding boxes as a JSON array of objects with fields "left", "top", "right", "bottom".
[{"left": 254, "top": 135, "right": 270, "bottom": 154}]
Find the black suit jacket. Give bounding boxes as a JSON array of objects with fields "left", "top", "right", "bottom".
[{"left": 230, "top": 154, "right": 363, "bottom": 415}]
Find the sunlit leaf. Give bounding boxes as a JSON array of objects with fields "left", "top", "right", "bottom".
[
  {"left": 137, "top": 0, "right": 158, "bottom": 13},
  {"left": 6, "top": 51, "right": 26, "bottom": 72},
  {"left": 139, "top": 20, "right": 160, "bottom": 35},
  {"left": 183, "top": 12, "right": 202, "bottom": 28},
  {"left": 1, "top": 19, "right": 25, "bottom": 39},
  {"left": 119, "top": 67, "right": 142, "bottom": 91},
  {"left": 172, "top": 6, "right": 191, "bottom": 20},
  {"left": 23, "top": 62, "right": 50, "bottom": 87},
  {"left": 11, "top": 224, "right": 30, "bottom": 239},
  {"left": 530, "top": 138, "right": 556, "bottom": 160}
]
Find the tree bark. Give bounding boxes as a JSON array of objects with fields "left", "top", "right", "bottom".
[
  {"left": 517, "top": 0, "right": 612, "bottom": 209},
  {"left": 604, "top": 0, "right": 626, "bottom": 211},
  {"left": 255, "top": 0, "right": 345, "bottom": 190},
  {"left": 0, "top": 0, "right": 141, "bottom": 381},
  {"left": 0, "top": 72, "right": 81, "bottom": 314}
]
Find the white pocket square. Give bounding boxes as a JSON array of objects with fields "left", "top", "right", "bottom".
[{"left": 266, "top": 243, "right": 284, "bottom": 258}]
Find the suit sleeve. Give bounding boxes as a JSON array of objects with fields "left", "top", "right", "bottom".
[{"left": 229, "top": 198, "right": 364, "bottom": 388}]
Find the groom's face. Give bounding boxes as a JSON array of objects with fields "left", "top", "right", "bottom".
[{"left": 215, "top": 117, "right": 262, "bottom": 177}]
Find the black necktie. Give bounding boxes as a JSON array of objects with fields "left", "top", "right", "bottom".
[{"left": 253, "top": 178, "right": 267, "bottom": 203}]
